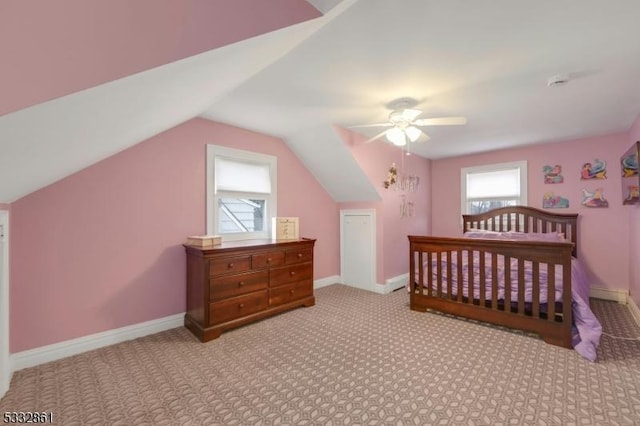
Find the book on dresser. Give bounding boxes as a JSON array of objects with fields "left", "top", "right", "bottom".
[{"left": 183, "top": 238, "right": 316, "bottom": 342}]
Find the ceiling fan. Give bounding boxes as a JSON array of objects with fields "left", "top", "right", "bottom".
[{"left": 350, "top": 98, "right": 467, "bottom": 146}]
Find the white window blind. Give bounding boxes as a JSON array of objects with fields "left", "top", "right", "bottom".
[
  {"left": 215, "top": 157, "right": 272, "bottom": 194},
  {"left": 461, "top": 161, "right": 527, "bottom": 215},
  {"left": 467, "top": 168, "right": 520, "bottom": 199}
]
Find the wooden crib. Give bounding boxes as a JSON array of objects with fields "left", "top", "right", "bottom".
[{"left": 409, "top": 206, "right": 578, "bottom": 348}]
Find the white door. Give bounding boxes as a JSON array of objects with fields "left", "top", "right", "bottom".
[
  {"left": 0, "top": 211, "right": 9, "bottom": 398},
  {"left": 340, "top": 210, "right": 376, "bottom": 292}
]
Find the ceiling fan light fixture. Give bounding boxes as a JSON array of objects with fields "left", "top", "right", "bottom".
[{"left": 386, "top": 127, "right": 406, "bottom": 146}]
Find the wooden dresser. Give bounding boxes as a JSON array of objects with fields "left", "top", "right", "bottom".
[{"left": 184, "top": 238, "right": 316, "bottom": 342}]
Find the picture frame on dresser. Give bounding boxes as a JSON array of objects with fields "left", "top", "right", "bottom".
[{"left": 184, "top": 238, "right": 316, "bottom": 342}]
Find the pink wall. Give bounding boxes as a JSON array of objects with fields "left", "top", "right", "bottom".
[
  {"left": 628, "top": 114, "right": 640, "bottom": 307},
  {"left": 9, "top": 118, "right": 339, "bottom": 352},
  {"left": 432, "top": 133, "right": 630, "bottom": 292},
  {"left": 0, "top": 204, "right": 9, "bottom": 210},
  {"left": 0, "top": 0, "right": 320, "bottom": 115},
  {"left": 339, "top": 128, "right": 431, "bottom": 283}
]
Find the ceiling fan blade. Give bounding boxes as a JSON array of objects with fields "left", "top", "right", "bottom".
[
  {"left": 364, "top": 129, "right": 389, "bottom": 144},
  {"left": 349, "top": 123, "right": 393, "bottom": 129},
  {"left": 413, "top": 117, "right": 467, "bottom": 126}
]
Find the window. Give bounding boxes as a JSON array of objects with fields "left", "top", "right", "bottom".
[
  {"left": 207, "top": 145, "right": 277, "bottom": 240},
  {"left": 461, "top": 161, "right": 527, "bottom": 214}
]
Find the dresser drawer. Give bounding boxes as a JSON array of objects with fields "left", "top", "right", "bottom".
[
  {"left": 252, "top": 251, "right": 285, "bottom": 268},
  {"left": 285, "top": 248, "right": 313, "bottom": 264},
  {"left": 209, "top": 256, "right": 251, "bottom": 276},
  {"left": 209, "top": 290, "right": 268, "bottom": 325},
  {"left": 209, "top": 270, "right": 268, "bottom": 301},
  {"left": 269, "top": 281, "right": 313, "bottom": 306},
  {"left": 270, "top": 263, "right": 312, "bottom": 287}
]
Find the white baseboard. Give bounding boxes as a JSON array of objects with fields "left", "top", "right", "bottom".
[
  {"left": 372, "top": 273, "right": 409, "bottom": 294},
  {"left": 628, "top": 297, "right": 640, "bottom": 328},
  {"left": 11, "top": 313, "right": 184, "bottom": 373},
  {"left": 386, "top": 273, "right": 409, "bottom": 292},
  {"left": 314, "top": 275, "right": 340, "bottom": 290},
  {"left": 9, "top": 277, "right": 357, "bottom": 373},
  {"left": 589, "top": 287, "right": 629, "bottom": 304}
]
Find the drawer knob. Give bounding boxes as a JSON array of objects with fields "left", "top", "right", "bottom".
[
  {"left": 297, "top": 253, "right": 303, "bottom": 258},
  {"left": 290, "top": 289, "right": 295, "bottom": 294},
  {"left": 239, "top": 303, "right": 245, "bottom": 309},
  {"left": 290, "top": 271, "right": 296, "bottom": 276},
  {"left": 266, "top": 258, "right": 272, "bottom": 263},
  {"left": 228, "top": 263, "right": 234, "bottom": 269},
  {"left": 238, "top": 281, "right": 245, "bottom": 287}
]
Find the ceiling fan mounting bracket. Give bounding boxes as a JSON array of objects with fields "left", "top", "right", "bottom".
[
  {"left": 385, "top": 97, "right": 419, "bottom": 111},
  {"left": 388, "top": 110, "right": 411, "bottom": 126}
]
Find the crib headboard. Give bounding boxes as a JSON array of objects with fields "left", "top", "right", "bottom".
[{"left": 462, "top": 205, "right": 579, "bottom": 257}]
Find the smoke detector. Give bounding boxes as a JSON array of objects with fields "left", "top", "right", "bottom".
[{"left": 548, "top": 74, "right": 570, "bottom": 87}]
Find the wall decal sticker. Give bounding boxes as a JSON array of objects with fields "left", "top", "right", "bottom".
[
  {"left": 543, "top": 165, "right": 563, "bottom": 184},
  {"left": 623, "top": 185, "right": 639, "bottom": 205},
  {"left": 581, "top": 187, "right": 609, "bottom": 208},
  {"left": 542, "top": 192, "right": 569, "bottom": 209},
  {"left": 581, "top": 159, "right": 607, "bottom": 180}
]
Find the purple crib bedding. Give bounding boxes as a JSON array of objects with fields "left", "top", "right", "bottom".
[{"left": 415, "top": 251, "right": 602, "bottom": 361}]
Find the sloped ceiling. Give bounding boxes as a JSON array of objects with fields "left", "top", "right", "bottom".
[
  {"left": 0, "top": 0, "right": 321, "bottom": 115},
  {"left": 0, "top": 0, "right": 324, "bottom": 203},
  {"left": 2, "top": 0, "right": 640, "bottom": 203}
]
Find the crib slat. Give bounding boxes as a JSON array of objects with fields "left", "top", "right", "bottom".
[
  {"left": 467, "top": 250, "right": 474, "bottom": 303},
  {"left": 548, "top": 264, "right": 556, "bottom": 320},
  {"left": 504, "top": 256, "right": 511, "bottom": 310},
  {"left": 456, "top": 250, "right": 463, "bottom": 302},
  {"left": 532, "top": 261, "right": 540, "bottom": 318},
  {"left": 491, "top": 253, "right": 498, "bottom": 310},
  {"left": 417, "top": 251, "right": 424, "bottom": 294},
  {"left": 479, "top": 250, "right": 486, "bottom": 306},
  {"left": 427, "top": 252, "right": 432, "bottom": 297},
  {"left": 518, "top": 259, "right": 525, "bottom": 314},
  {"left": 447, "top": 251, "right": 453, "bottom": 299},
  {"left": 436, "top": 251, "right": 442, "bottom": 298}
]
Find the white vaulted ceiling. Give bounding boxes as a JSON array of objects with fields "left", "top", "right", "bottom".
[{"left": 2, "top": 0, "right": 640, "bottom": 203}]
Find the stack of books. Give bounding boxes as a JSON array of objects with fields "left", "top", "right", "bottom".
[{"left": 185, "top": 235, "right": 222, "bottom": 247}]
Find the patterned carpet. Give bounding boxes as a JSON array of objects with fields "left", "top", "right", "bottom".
[{"left": 2, "top": 284, "right": 640, "bottom": 425}]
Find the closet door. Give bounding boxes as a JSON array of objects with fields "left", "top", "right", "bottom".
[{"left": 340, "top": 210, "right": 376, "bottom": 292}]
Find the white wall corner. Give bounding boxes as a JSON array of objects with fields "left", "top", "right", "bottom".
[
  {"left": 314, "top": 275, "right": 341, "bottom": 290},
  {"left": 628, "top": 297, "right": 640, "bottom": 328},
  {"left": 11, "top": 313, "right": 184, "bottom": 373},
  {"left": 0, "top": 210, "right": 9, "bottom": 400}
]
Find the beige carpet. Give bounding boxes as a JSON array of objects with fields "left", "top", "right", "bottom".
[{"left": 1, "top": 284, "right": 640, "bottom": 425}]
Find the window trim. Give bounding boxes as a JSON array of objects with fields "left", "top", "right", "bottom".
[
  {"left": 460, "top": 160, "right": 528, "bottom": 215},
  {"left": 206, "top": 145, "right": 277, "bottom": 240}
]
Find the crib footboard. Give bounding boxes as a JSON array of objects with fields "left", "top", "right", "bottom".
[{"left": 408, "top": 235, "right": 574, "bottom": 348}]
